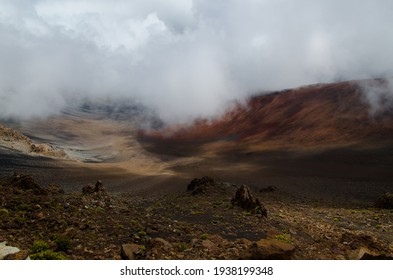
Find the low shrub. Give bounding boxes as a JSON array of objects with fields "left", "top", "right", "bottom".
[
  {"left": 30, "top": 240, "right": 49, "bottom": 254},
  {"left": 30, "top": 250, "right": 66, "bottom": 260}
]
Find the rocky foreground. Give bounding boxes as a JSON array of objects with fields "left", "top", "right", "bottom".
[{"left": 0, "top": 174, "right": 392, "bottom": 260}]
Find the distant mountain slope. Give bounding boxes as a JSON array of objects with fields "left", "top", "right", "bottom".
[
  {"left": 140, "top": 79, "right": 393, "bottom": 155},
  {"left": 0, "top": 124, "right": 66, "bottom": 158}
]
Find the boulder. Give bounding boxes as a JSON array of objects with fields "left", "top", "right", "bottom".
[
  {"left": 0, "top": 241, "right": 21, "bottom": 260},
  {"left": 120, "top": 244, "right": 145, "bottom": 260},
  {"left": 149, "top": 238, "right": 173, "bottom": 250},
  {"left": 6, "top": 173, "right": 47, "bottom": 195},
  {"left": 4, "top": 250, "right": 30, "bottom": 260},
  {"left": 350, "top": 247, "right": 393, "bottom": 260},
  {"left": 82, "top": 184, "right": 95, "bottom": 195},
  {"left": 187, "top": 176, "right": 216, "bottom": 195},
  {"left": 232, "top": 185, "right": 267, "bottom": 217},
  {"left": 82, "top": 181, "right": 110, "bottom": 208},
  {"left": 201, "top": 240, "right": 217, "bottom": 252},
  {"left": 146, "top": 238, "right": 173, "bottom": 259},
  {"left": 82, "top": 180, "right": 107, "bottom": 196},
  {"left": 94, "top": 180, "right": 105, "bottom": 192},
  {"left": 341, "top": 232, "right": 381, "bottom": 250},
  {"left": 242, "top": 239, "right": 295, "bottom": 260}
]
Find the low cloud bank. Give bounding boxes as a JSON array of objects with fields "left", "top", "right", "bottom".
[{"left": 1, "top": 0, "right": 392, "bottom": 123}]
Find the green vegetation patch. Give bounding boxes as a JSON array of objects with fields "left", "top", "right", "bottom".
[
  {"left": 274, "top": 234, "right": 291, "bottom": 244},
  {"left": 30, "top": 240, "right": 50, "bottom": 254},
  {"left": 0, "top": 208, "right": 9, "bottom": 218},
  {"left": 200, "top": 233, "right": 208, "bottom": 240},
  {"left": 178, "top": 243, "right": 188, "bottom": 252},
  {"left": 30, "top": 250, "right": 66, "bottom": 260},
  {"left": 30, "top": 239, "right": 67, "bottom": 260},
  {"left": 51, "top": 235, "right": 70, "bottom": 252}
]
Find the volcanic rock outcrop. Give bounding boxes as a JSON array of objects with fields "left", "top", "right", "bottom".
[
  {"left": 232, "top": 185, "right": 267, "bottom": 217},
  {"left": 187, "top": 176, "right": 217, "bottom": 195},
  {"left": 7, "top": 173, "right": 47, "bottom": 195}
]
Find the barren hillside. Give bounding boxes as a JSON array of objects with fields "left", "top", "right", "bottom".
[{"left": 140, "top": 79, "right": 393, "bottom": 156}]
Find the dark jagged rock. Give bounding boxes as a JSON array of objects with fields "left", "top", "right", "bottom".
[
  {"left": 375, "top": 192, "right": 393, "bottom": 209},
  {"left": 6, "top": 173, "right": 47, "bottom": 195},
  {"left": 95, "top": 180, "right": 105, "bottom": 192},
  {"left": 82, "top": 180, "right": 106, "bottom": 196},
  {"left": 187, "top": 176, "right": 216, "bottom": 195},
  {"left": 232, "top": 185, "right": 267, "bottom": 217},
  {"left": 82, "top": 184, "right": 95, "bottom": 195},
  {"left": 82, "top": 180, "right": 110, "bottom": 207}
]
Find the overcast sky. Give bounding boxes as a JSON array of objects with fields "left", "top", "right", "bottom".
[{"left": 0, "top": 0, "right": 392, "bottom": 122}]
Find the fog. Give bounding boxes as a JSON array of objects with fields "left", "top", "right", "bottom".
[{"left": 1, "top": 0, "right": 393, "bottom": 123}]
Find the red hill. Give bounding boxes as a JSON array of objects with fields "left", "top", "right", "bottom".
[{"left": 140, "top": 79, "right": 393, "bottom": 155}]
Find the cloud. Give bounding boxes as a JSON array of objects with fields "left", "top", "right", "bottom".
[
  {"left": 359, "top": 78, "right": 393, "bottom": 116},
  {"left": 1, "top": 0, "right": 393, "bottom": 123}
]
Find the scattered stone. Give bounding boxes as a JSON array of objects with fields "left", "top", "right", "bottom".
[
  {"left": 341, "top": 232, "right": 381, "bottom": 251},
  {"left": 232, "top": 185, "right": 267, "bottom": 217},
  {"left": 242, "top": 239, "right": 295, "bottom": 260},
  {"left": 120, "top": 243, "right": 145, "bottom": 260},
  {"left": 45, "top": 184, "right": 65, "bottom": 195},
  {"left": 375, "top": 192, "right": 393, "bottom": 209},
  {"left": 1, "top": 169, "right": 392, "bottom": 260},
  {"left": 64, "top": 227, "right": 78, "bottom": 239},
  {"left": 6, "top": 173, "right": 47, "bottom": 195},
  {"left": 0, "top": 242, "right": 21, "bottom": 260}
]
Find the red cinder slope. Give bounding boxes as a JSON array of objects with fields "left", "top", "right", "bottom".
[{"left": 139, "top": 79, "right": 393, "bottom": 154}]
